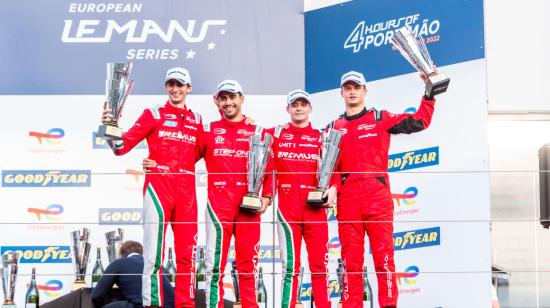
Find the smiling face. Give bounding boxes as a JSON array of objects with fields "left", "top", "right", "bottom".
[
  {"left": 340, "top": 82, "right": 367, "bottom": 107},
  {"left": 165, "top": 80, "right": 191, "bottom": 105},
  {"left": 215, "top": 91, "right": 244, "bottom": 120},
  {"left": 286, "top": 99, "right": 312, "bottom": 125}
]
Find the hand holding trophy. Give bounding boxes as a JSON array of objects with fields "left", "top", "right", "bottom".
[
  {"left": 391, "top": 25, "right": 450, "bottom": 97},
  {"left": 98, "top": 62, "right": 134, "bottom": 140},
  {"left": 241, "top": 132, "right": 273, "bottom": 211},
  {"left": 307, "top": 128, "right": 342, "bottom": 207}
]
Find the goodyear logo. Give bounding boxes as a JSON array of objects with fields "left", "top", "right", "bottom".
[
  {"left": 227, "top": 245, "right": 281, "bottom": 263},
  {"left": 300, "top": 280, "right": 340, "bottom": 300},
  {"left": 393, "top": 227, "right": 440, "bottom": 251},
  {"left": 1, "top": 246, "right": 71, "bottom": 263},
  {"left": 92, "top": 132, "right": 147, "bottom": 149},
  {"left": 388, "top": 146, "right": 439, "bottom": 172},
  {"left": 99, "top": 208, "right": 143, "bottom": 225},
  {"left": 1, "top": 170, "right": 91, "bottom": 187}
]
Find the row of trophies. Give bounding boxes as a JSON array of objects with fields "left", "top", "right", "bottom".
[{"left": 98, "top": 26, "right": 449, "bottom": 213}]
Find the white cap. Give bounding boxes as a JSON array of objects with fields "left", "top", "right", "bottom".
[
  {"left": 165, "top": 67, "right": 191, "bottom": 85},
  {"left": 287, "top": 89, "right": 311, "bottom": 105},
  {"left": 215, "top": 79, "right": 243, "bottom": 96},
  {"left": 340, "top": 71, "right": 366, "bottom": 87}
]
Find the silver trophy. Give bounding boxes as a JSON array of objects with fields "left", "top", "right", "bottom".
[
  {"left": 105, "top": 228, "right": 124, "bottom": 264},
  {"left": 241, "top": 132, "right": 272, "bottom": 211},
  {"left": 71, "top": 228, "right": 91, "bottom": 289},
  {"left": 391, "top": 25, "right": 450, "bottom": 97},
  {"left": 1, "top": 252, "right": 18, "bottom": 307},
  {"left": 98, "top": 61, "right": 134, "bottom": 140},
  {"left": 307, "top": 129, "right": 342, "bottom": 207}
]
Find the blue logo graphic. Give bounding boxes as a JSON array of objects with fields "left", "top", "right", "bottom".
[
  {"left": 388, "top": 146, "right": 439, "bottom": 172},
  {"left": 1, "top": 246, "right": 72, "bottom": 263},
  {"left": 393, "top": 227, "right": 440, "bottom": 251},
  {"left": 1, "top": 170, "right": 91, "bottom": 187}
]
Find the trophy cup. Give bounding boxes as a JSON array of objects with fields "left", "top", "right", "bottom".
[
  {"left": 1, "top": 252, "right": 18, "bottom": 307},
  {"left": 105, "top": 228, "right": 124, "bottom": 264},
  {"left": 231, "top": 261, "right": 241, "bottom": 307},
  {"left": 97, "top": 61, "right": 134, "bottom": 140},
  {"left": 296, "top": 266, "right": 304, "bottom": 308},
  {"left": 241, "top": 133, "right": 273, "bottom": 211},
  {"left": 71, "top": 228, "right": 91, "bottom": 290},
  {"left": 307, "top": 129, "right": 342, "bottom": 207},
  {"left": 391, "top": 25, "right": 450, "bottom": 97}
]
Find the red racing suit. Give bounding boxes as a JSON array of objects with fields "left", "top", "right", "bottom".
[
  {"left": 328, "top": 96, "right": 435, "bottom": 307},
  {"left": 199, "top": 117, "right": 273, "bottom": 308},
  {"left": 108, "top": 101, "right": 203, "bottom": 307},
  {"left": 266, "top": 123, "right": 330, "bottom": 308}
]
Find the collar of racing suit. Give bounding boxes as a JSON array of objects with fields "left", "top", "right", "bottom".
[
  {"left": 164, "top": 100, "right": 188, "bottom": 114},
  {"left": 342, "top": 106, "right": 367, "bottom": 121},
  {"left": 287, "top": 122, "right": 312, "bottom": 134},
  {"left": 220, "top": 114, "right": 248, "bottom": 128}
]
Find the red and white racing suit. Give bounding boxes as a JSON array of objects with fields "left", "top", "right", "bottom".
[
  {"left": 199, "top": 117, "right": 273, "bottom": 308},
  {"left": 108, "top": 101, "right": 203, "bottom": 307},
  {"left": 328, "top": 96, "right": 436, "bottom": 307},
  {"left": 266, "top": 123, "right": 330, "bottom": 308}
]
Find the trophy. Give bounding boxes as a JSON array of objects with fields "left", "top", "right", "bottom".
[
  {"left": 105, "top": 228, "right": 124, "bottom": 264},
  {"left": 307, "top": 129, "right": 342, "bottom": 207},
  {"left": 71, "top": 228, "right": 91, "bottom": 289},
  {"left": 296, "top": 266, "right": 304, "bottom": 308},
  {"left": 1, "top": 252, "right": 18, "bottom": 307},
  {"left": 231, "top": 261, "right": 241, "bottom": 307},
  {"left": 97, "top": 61, "right": 134, "bottom": 140},
  {"left": 241, "top": 133, "right": 272, "bottom": 211},
  {"left": 391, "top": 25, "right": 450, "bottom": 97}
]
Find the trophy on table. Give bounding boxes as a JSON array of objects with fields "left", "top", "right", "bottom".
[
  {"left": 307, "top": 129, "right": 342, "bottom": 207},
  {"left": 391, "top": 25, "right": 450, "bottom": 97},
  {"left": 97, "top": 61, "right": 134, "bottom": 140},
  {"left": 105, "top": 228, "right": 124, "bottom": 264},
  {"left": 71, "top": 228, "right": 91, "bottom": 290},
  {"left": 241, "top": 132, "right": 273, "bottom": 211},
  {"left": 1, "top": 252, "right": 19, "bottom": 307},
  {"left": 295, "top": 266, "right": 304, "bottom": 308}
]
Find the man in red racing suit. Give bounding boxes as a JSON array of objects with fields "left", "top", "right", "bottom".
[
  {"left": 265, "top": 89, "right": 334, "bottom": 308},
  {"left": 103, "top": 67, "right": 203, "bottom": 307},
  {"left": 198, "top": 80, "right": 273, "bottom": 307},
  {"left": 328, "top": 71, "right": 436, "bottom": 308}
]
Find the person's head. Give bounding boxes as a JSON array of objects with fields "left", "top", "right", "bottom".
[
  {"left": 286, "top": 89, "right": 312, "bottom": 125},
  {"left": 214, "top": 80, "right": 244, "bottom": 120},
  {"left": 340, "top": 71, "right": 367, "bottom": 107},
  {"left": 119, "top": 240, "right": 143, "bottom": 258},
  {"left": 165, "top": 67, "right": 192, "bottom": 105}
]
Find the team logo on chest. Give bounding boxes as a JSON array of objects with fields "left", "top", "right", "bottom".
[{"left": 215, "top": 135, "right": 225, "bottom": 144}]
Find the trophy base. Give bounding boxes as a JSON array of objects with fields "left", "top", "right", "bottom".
[
  {"left": 307, "top": 189, "right": 330, "bottom": 208},
  {"left": 72, "top": 280, "right": 87, "bottom": 290},
  {"left": 241, "top": 194, "right": 262, "bottom": 211},
  {"left": 98, "top": 123, "right": 123, "bottom": 140},
  {"left": 426, "top": 73, "right": 450, "bottom": 97}
]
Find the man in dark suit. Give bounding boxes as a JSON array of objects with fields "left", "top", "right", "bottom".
[{"left": 92, "top": 241, "right": 175, "bottom": 308}]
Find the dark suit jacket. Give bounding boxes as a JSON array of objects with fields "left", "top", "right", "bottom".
[{"left": 91, "top": 255, "right": 174, "bottom": 308}]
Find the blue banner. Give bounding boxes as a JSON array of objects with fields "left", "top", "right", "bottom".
[{"left": 305, "top": 0, "right": 484, "bottom": 93}]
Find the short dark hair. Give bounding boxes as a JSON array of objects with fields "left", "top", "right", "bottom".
[{"left": 119, "top": 241, "right": 143, "bottom": 257}]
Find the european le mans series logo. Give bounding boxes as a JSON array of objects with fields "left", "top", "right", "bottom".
[
  {"left": 393, "top": 227, "right": 440, "bottom": 251},
  {"left": 1, "top": 246, "right": 71, "bottom": 263},
  {"left": 1, "top": 170, "right": 91, "bottom": 187},
  {"left": 388, "top": 146, "right": 439, "bottom": 172}
]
